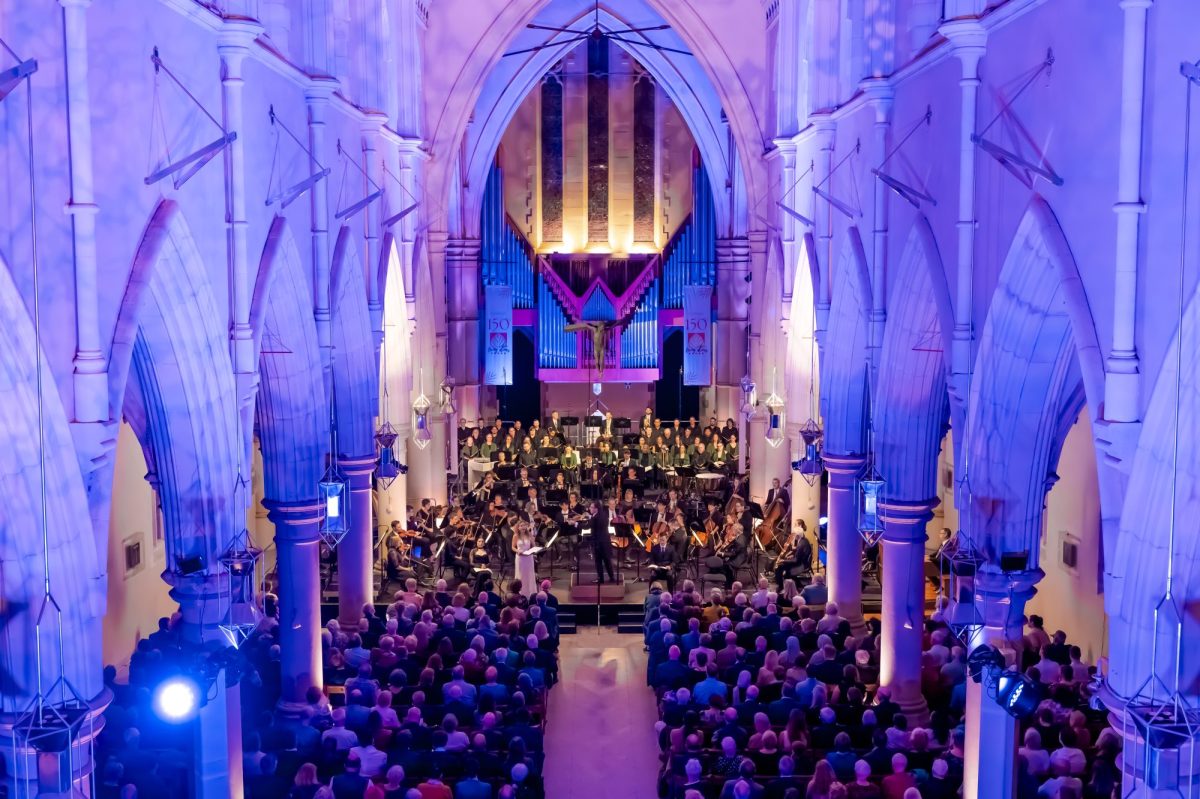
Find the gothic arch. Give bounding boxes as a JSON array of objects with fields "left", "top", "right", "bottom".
[
  {"left": 426, "top": 0, "right": 767, "bottom": 240},
  {"left": 111, "top": 200, "right": 239, "bottom": 569},
  {"left": 1108, "top": 280, "right": 1200, "bottom": 699},
  {"left": 0, "top": 251, "right": 102, "bottom": 704},
  {"left": 966, "top": 198, "right": 1105, "bottom": 564},
  {"left": 251, "top": 217, "right": 328, "bottom": 504},
  {"left": 331, "top": 226, "right": 378, "bottom": 460},
  {"left": 821, "top": 227, "right": 872, "bottom": 456},
  {"left": 873, "top": 217, "right": 954, "bottom": 502}
]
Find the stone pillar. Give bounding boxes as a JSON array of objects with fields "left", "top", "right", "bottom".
[
  {"left": 824, "top": 454, "right": 867, "bottom": 634},
  {"left": 167, "top": 572, "right": 245, "bottom": 799},
  {"left": 339, "top": 456, "right": 376, "bottom": 626},
  {"left": 962, "top": 569, "right": 1041, "bottom": 799},
  {"left": 446, "top": 238, "right": 482, "bottom": 423},
  {"left": 60, "top": 0, "right": 108, "bottom": 424},
  {"left": 307, "top": 79, "right": 340, "bottom": 369},
  {"left": 715, "top": 237, "right": 752, "bottom": 422},
  {"left": 218, "top": 20, "right": 264, "bottom": 459},
  {"left": 878, "top": 499, "right": 936, "bottom": 723},
  {"left": 266, "top": 500, "right": 324, "bottom": 712}
]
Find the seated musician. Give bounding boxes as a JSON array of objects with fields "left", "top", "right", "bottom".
[
  {"left": 384, "top": 535, "right": 413, "bottom": 590},
  {"left": 513, "top": 467, "right": 535, "bottom": 493},
  {"left": 619, "top": 487, "right": 639, "bottom": 516},
  {"left": 691, "top": 441, "right": 712, "bottom": 470},
  {"left": 518, "top": 439, "right": 538, "bottom": 467},
  {"left": 441, "top": 508, "right": 473, "bottom": 582},
  {"left": 648, "top": 526, "right": 677, "bottom": 591},
  {"left": 618, "top": 448, "right": 636, "bottom": 471},
  {"left": 560, "top": 443, "right": 581, "bottom": 475},
  {"left": 774, "top": 520, "right": 814, "bottom": 590},
  {"left": 463, "top": 432, "right": 483, "bottom": 460},
  {"left": 599, "top": 440, "right": 617, "bottom": 466},
  {"left": 707, "top": 522, "right": 747, "bottom": 589},
  {"left": 549, "top": 471, "right": 570, "bottom": 495},
  {"left": 580, "top": 453, "right": 596, "bottom": 474},
  {"left": 413, "top": 499, "right": 435, "bottom": 536},
  {"left": 600, "top": 410, "right": 616, "bottom": 440},
  {"left": 468, "top": 536, "right": 491, "bottom": 594},
  {"left": 524, "top": 486, "right": 543, "bottom": 519},
  {"left": 469, "top": 471, "right": 498, "bottom": 504},
  {"left": 622, "top": 466, "right": 642, "bottom": 493}
]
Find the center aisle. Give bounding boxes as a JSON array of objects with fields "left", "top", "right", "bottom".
[{"left": 543, "top": 629, "right": 661, "bottom": 799}]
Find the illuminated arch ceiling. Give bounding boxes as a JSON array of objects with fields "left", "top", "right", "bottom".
[{"left": 459, "top": 0, "right": 748, "bottom": 240}]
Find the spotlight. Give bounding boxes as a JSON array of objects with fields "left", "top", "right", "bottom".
[
  {"left": 996, "top": 669, "right": 1042, "bottom": 719},
  {"left": 966, "top": 644, "right": 1005, "bottom": 683},
  {"left": 153, "top": 677, "right": 201, "bottom": 723}
]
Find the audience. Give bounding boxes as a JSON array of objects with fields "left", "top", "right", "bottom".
[
  {"left": 97, "top": 576, "right": 560, "bottom": 799},
  {"left": 647, "top": 579, "right": 1113, "bottom": 799}
]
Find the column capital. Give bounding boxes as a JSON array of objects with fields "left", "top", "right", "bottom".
[
  {"left": 304, "top": 77, "right": 340, "bottom": 104},
  {"left": 824, "top": 453, "right": 867, "bottom": 487},
  {"left": 938, "top": 19, "right": 988, "bottom": 74},
  {"left": 264, "top": 499, "right": 323, "bottom": 542},
  {"left": 809, "top": 114, "right": 837, "bottom": 145},
  {"left": 59, "top": 0, "right": 93, "bottom": 8},
  {"left": 1118, "top": 0, "right": 1153, "bottom": 9},
  {"left": 217, "top": 19, "right": 263, "bottom": 57},
  {"left": 878, "top": 498, "right": 938, "bottom": 542},
  {"left": 859, "top": 77, "right": 895, "bottom": 121},
  {"left": 341, "top": 455, "right": 377, "bottom": 486}
]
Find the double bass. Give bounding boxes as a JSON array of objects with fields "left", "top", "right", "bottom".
[{"left": 760, "top": 485, "right": 789, "bottom": 548}]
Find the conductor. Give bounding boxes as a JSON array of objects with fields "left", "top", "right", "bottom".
[{"left": 590, "top": 497, "right": 617, "bottom": 585}]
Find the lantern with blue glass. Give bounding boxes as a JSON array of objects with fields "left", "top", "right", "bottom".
[
  {"left": 318, "top": 460, "right": 350, "bottom": 549},
  {"left": 764, "top": 391, "right": 785, "bottom": 449},
  {"left": 797, "top": 417, "right": 824, "bottom": 486},
  {"left": 375, "top": 421, "right": 401, "bottom": 488},
  {"left": 412, "top": 392, "right": 433, "bottom": 450},
  {"left": 857, "top": 465, "right": 885, "bottom": 547}
]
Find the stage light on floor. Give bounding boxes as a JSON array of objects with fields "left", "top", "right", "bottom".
[{"left": 153, "top": 677, "right": 200, "bottom": 723}]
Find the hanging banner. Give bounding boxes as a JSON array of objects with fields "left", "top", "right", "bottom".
[
  {"left": 683, "top": 285, "right": 713, "bottom": 386},
  {"left": 484, "top": 284, "right": 513, "bottom": 385}
]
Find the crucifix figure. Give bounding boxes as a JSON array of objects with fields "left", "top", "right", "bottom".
[{"left": 564, "top": 320, "right": 622, "bottom": 376}]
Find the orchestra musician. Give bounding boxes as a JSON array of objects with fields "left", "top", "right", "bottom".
[
  {"left": 600, "top": 411, "right": 616, "bottom": 439},
  {"left": 546, "top": 410, "right": 565, "bottom": 442},
  {"left": 518, "top": 439, "right": 538, "bottom": 467},
  {"left": 639, "top": 407, "right": 654, "bottom": 432},
  {"left": 560, "top": 444, "right": 581, "bottom": 476},
  {"left": 706, "top": 521, "right": 747, "bottom": 589},
  {"left": 773, "top": 520, "right": 814, "bottom": 590},
  {"left": 766, "top": 477, "right": 791, "bottom": 513}
]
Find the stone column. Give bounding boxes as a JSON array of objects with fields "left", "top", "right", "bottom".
[
  {"left": 962, "top": 569, "right": 1041, "bottom": 799},
  {"left": 878, "top": 499, "right": 936, "bottom": 723},
  {"left": 339, "top": 456, "right": 376, "bottom": 626},
  {"left": 266, "top": 500, "right": 324, "bottom": 712},
  {"left": 824, "top": 454, "right": 867, "bottom": 634},
  {"left": 307, "top": 78, "right": 340, "bottom": 369},
  {"left": 167, "top": 572, "right": 245, "bottom": 799}
]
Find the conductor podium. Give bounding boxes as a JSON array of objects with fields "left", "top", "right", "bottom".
[{"left": 568, "top": 572, "right": 628, "bottom": 602}]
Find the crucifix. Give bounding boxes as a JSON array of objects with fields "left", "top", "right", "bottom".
[{"left": 564, "top": 319, "right": 623, "bottom": 376}]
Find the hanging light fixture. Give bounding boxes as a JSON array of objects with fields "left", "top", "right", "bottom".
[
  {"left": 375, "top": 337, "right": 405, "bottom": 488},
  {"left": 763, "top": 368, "right": 785, "bottom": 449},
  {"left": 796, "top": 328, "right": 825, "bottom": 479},
  {"left": 319, "top": 377, "right": 350, "bottom": 548},
  {"left": 217, "top": 522, "right": 262, "bottom": 649},
  {"left": 858, "top": 360, "right": 885, "bottom": 546},
  {"left": 410, "top": 367, "right": 432, "bottom": 452}
]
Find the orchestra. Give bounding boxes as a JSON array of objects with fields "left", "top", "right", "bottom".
[{"left": 379, "top": 410, "right": 817, "bottom": 598}]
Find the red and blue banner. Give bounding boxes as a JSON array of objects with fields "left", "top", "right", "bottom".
[
  {"left": 484, "top": 284, "right": 513, "bottom": 385},
  {"left": 683, "top": 285, "right": 712, "bottom": 385}
]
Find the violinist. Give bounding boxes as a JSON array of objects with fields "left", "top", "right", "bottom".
[
  {"left": 442, "top": 508, "right": 473, "bottom": 582},
  {"left": 711, "top": 522, "right": 746, "bottom": 589},
  {"left": 774, "top": 520, "right": 814, "bottom": 590},
  {"left": 523, "top": 486, "right": 542, "bottom": 520},
  {"left": 647, "top": 525, "right": 677, "bottom": 591}
]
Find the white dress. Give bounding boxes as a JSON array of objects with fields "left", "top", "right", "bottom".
[{"left": 514, "top": 531, "right": 537, "bottom": 596}]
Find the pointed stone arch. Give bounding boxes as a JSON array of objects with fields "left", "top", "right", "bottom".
[
  {"left": 111, "top": 200, "right": 240, "bottom": 570},
  {"left": 821, "top": 227, "right": 872, "bottom": 457},
  {"left": 331, "top": 226, "right": 378, "bottom": 460},
  {"left": 252, "top": 217, "right": 328, "bottom": 504},
  {"left": 0, "top": 249, "right": 103, "bottom": 703},
  {"left": 966, "top": 198, "right": 1105, "bottom": 564},
  {"left": 874, "top": 217, "right": 954, "bottom": 502}
]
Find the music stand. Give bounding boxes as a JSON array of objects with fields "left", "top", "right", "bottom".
[
  {"left": 584, "top": 417, "right": 603, "bottom": 429},
  {"left": 546, "top": 488, "right": 568, "bottom": 505},
  {"left": 623, "top": 480, "right": 645, "bottom": 500},
  {"left": 614, "top": 417, "right": 632, "bottom": 430},
  {"left": 561, "top": 416, "right": 580, "bottom": 426},
  {"left": 495, "top": 464, "right": 516, "bottom": 481},
  {"left": 537, "top": 447, "right": 560, "bottom": 463},
  {"left": 580, "top": 481, "right": 603, "bottom": 501}
]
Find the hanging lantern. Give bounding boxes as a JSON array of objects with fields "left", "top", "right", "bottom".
[
  {"left": 764, "top": 392, "right": 785, "bottom": 448},
  {"left": 797, "top": 418, "right": 824, "bottom": 485},
  {"left": 318, "top": 462, "right": 350, "bottom": 548},
  {"left": 939, "top": 535, "right": 985, "bottom": 648},
  {"left": 857, "top": 466, "right": 885, "bottom": 546},
  {"left": 375, "top": 421, "right": 401, "bottom": 488},
  {"left": 412, "top": 392, "right": 433, "bottom": 450},
  {"left": 218, "top": 531, "right": 262, "bottom": 649}
]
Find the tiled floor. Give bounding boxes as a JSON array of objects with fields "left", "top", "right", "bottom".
[{"left": 543, "top": 629, "right": 662, "bottom": 798}]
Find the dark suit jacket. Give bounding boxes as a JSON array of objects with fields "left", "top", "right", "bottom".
[{"left": 592, "top": 508, "right": 613, "bottom": 551}]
